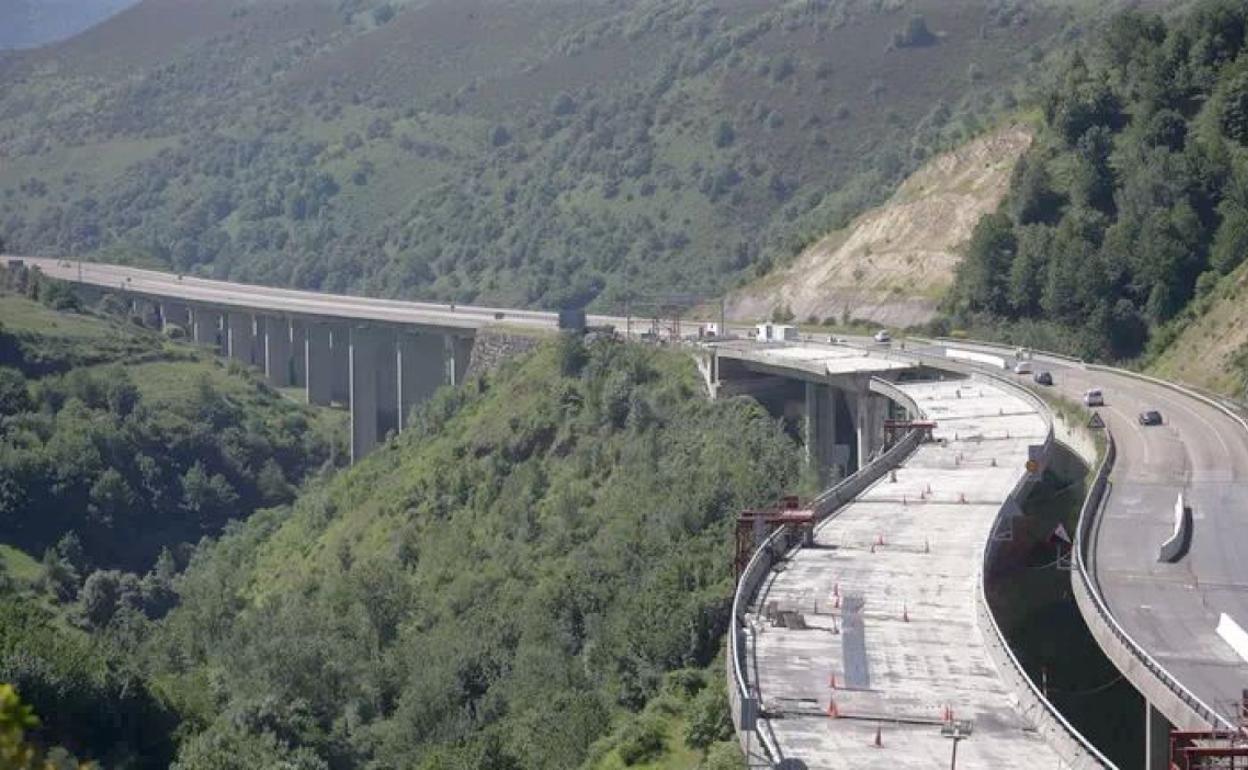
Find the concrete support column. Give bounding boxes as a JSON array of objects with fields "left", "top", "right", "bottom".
[
  {"left": 349, "top": 326, "right": 398, "bottom": 462},
  {"left": 805, "top": 383, "right": 842, "bottom": 486},
  {"left": 263, "top": 316, "right": 293, "bottom": 387},
  {"left": 291, "top": 321, "right": 307, "bottom": 388},
  {"left": 398, "top": 333, "right": 445, "bottom": 431},
  {"left": 1145, "top": 701, "right": 1171, "bottom": 770},
  {"left": 376, "top": 331, "right": 399, "bottom": 441},
  {"left": 349, "top": 326, "right": 381, "bottom": 463},
  {"left": 160, "top": 302, "right": 190, "bottom": 332},
  {"left": 819, "top": 384, "right": 838, "bottom": 482},
  {"left": 190, "top": 307, "right": 223, "bottom": 352},
  {"left": 804, "top": 382, "right": 818, "bottom": 470},
  {"left": 305, "top": 323, "right": 333, "bottom": 406},
  {"left": 226, "top": 313, "right": 256, "bottom": 365},
  {"left": 446, "top": 335, "right": 474, "bottom": 387},
  {"left": 330, "top": 325, "right": 350, "bottom": 404}
]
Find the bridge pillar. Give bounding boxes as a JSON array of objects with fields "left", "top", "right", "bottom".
[
  {"left": 304, "top": 323, "right": 333, "bottom": 406},
  {"left": 805, "top": 383, "right": 839, "bottom": 484},
  {"left": 330, "top": 325, "right": 350, "bottom": 405},
  {"left": 159, "top": 302, "right": 190, "bottom": 333},
  {"left": 398, "top": 333, "right": 444, "bottom": 431},
  {"left": 227, "top": 312, "right": 257, "bottom": 365},
  {"left": 190, "top": 307, "right": 223, "bottom": 353},
  {"left": 377, "top": 330, "right": 399, "bottom": 440},
  {"left": 291, "top": 321, "right": 307, "bottom": 388},
  {"left": 447, "top": 334, "right": 474, "bottom": 386},
  {"left": 1145, "top": 701, "right": 1171, "bottom": 770},
  {"left": 349, "top": 326, "right": 398, "bottom": 462},
  {"left": 263, "top": 316, "right": 293, "bottom": 388},
  {"left": 349, "top": 327, "right": 381, "bottom": 463}
]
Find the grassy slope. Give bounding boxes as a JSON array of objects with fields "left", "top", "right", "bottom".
[
  {"left": 0, "top": 0, "right": 1089, "bottom": 310},
  {"left": 1149, "top": 260, "right": 1248, "bottom": 397}
]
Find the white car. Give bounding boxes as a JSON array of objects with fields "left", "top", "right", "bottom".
[
  {"left": 1084, "top": 389, "right": 1105, "bottom": 407},
  {"left": 874, "top": 329, "right": 892, "bottom": 344},
  {"left": 1013, "top": 361, "right": 1033, "bottom": 375}
]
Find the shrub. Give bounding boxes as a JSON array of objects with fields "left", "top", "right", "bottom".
[{"left": 616, "top": 716, "right": 664, "bottom": 766}]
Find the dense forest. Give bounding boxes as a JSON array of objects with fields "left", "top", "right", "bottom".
[
  {"left": 948, "top": 0, "right": 1248, "bottom": 363},
  {"left": 0, "top": 274, "right": 343, "bottom": 767},
  {"left": 0, "top": 276, "right": 804, "bottom": 768},
  {"left": 0, "top": 0, "right": 1103, "bottom": 310},
  {"left": 135, "top": 335, "right": 802, "bottom": 769}
]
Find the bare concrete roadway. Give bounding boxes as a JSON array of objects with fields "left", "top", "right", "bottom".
[{"left": 925, "top": 345, "right": 1248, "bottom": 729}]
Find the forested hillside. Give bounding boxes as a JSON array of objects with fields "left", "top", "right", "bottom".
[
  {"left": 133, "top": 336, "right": 802, "bottom": 769},
  {"left": 0, "top": 0, "right": 1091, "bottom": 310},
  {"left": 0, "top": 274, "right": 343, "bottom": 767},
  {"left": 947, "top": 0, "right": 1248, "bottom": 367}
]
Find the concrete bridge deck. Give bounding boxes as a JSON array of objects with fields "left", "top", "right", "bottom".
[{"left": 744, "top": 379, "right": 1062, "bottom": 768}]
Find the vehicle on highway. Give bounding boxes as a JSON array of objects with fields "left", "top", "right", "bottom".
[
  {"left": 1013, "top": 360, "right": 1032, "bottom": 375},
  {"left": 1084, "top": 389, "right": 1105, "bottom": 407},
  {"left": 1033, "top": 370, "right": 1053, "bottom": 386},
  {"left": 1138, "top": 409, "right": 1164, "bottom": 426},
  {"left": 874, "top": 329, "right": 891, "bottom": 343}
]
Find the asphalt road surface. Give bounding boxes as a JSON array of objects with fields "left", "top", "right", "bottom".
[{"left": 931, "top": 346, "right": 1248, "bottom": 727}]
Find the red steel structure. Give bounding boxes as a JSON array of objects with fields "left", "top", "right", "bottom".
[
  {"left": 735, "top": 496, "right": 815, "bottom": 578},
  {"left": 1169, "top": 691, "right": 1248, "bottom": 768}
]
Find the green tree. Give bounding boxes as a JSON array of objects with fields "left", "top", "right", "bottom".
[
  {"left": 1220, "top": 70, "right": 1248, "bottom": 145},
  {"left": 0, "top": 368, "right": 29, "bottom": 415},
  {"left": 957, "top": 211, "right": 1017, "bottom": 315}
]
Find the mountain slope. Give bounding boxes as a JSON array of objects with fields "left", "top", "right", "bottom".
[
  {"left": 145, "top": 335, "right": 803, "bottom": 769},
  {"left": 0, "top": 0, "right": 1091, "bottom": 310},
  {"left": 0, "top": 0, "right": 140, "bottom": 50},
  {"left": 1150, "top": 260, "right": 1248, "bottom": 397},
  {"left": 726, "top": 122, "right": 1032, "bottom": 327}
]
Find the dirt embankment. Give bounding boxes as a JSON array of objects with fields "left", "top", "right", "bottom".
[{"left": 726, "top": 124, "right": 1033, "bottom": 328}]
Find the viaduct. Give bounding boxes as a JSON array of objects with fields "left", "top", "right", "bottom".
[{"left": 10, "top": 256, "right": 1248, "bottom": 769}]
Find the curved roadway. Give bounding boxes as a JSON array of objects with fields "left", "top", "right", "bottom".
[
  {"left": 928, "top": 345, "right": 1248, "bottom": 729},
  {"left": 14, "top": 256, "right": 1248, "bottom": 744}
]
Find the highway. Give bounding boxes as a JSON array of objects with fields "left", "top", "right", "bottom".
[
  {"left": 12, "top": 255, "right": 1248, "bottom": 757},
  {"left": 922, "top": 344, "right": 1248, "bottom": 730}
]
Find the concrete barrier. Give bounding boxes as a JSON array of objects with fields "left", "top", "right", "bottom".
[
  {"left": 946, "top": 346, "right": 1008, "bottom": 369},
  {"left": 1216, "top": 613, "right": 1248, "bottom": 664},
  {"left": 968, "top": 374, "right": 1114, "bottom": 769},
  {"left": 1157, "top": 494, "right": 1192, "bottom": 563}
]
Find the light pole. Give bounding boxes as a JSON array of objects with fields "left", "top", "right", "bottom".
[{"left": 941, "top": 719, "right": 973, "bottom": 770}]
